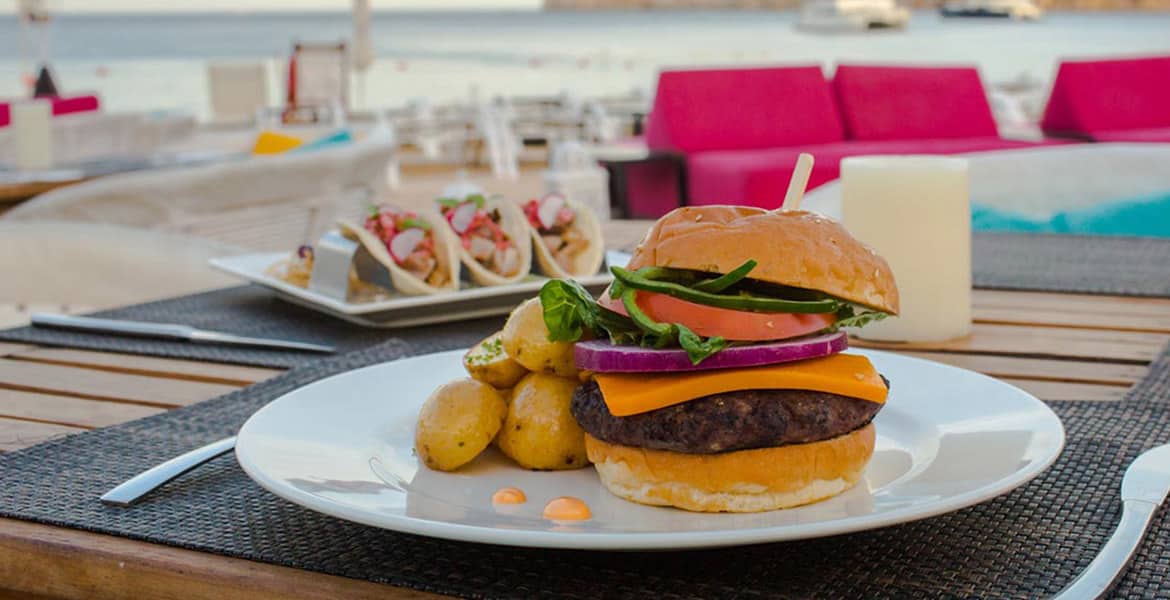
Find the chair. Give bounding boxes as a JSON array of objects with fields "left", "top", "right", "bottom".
[
  {"left": 206, "top": 62, "right": 271, "bottom": 126},
  {"left": 1041, "top": 55, "right": 1170, "bottom": 142},
  {"left": 285, "top": 42, "right": 349, "bottom": 124},
  {"left": 0, "top": 222, "right": 240, "bottom": 327},
  {"left": 4, "top": 138, "right": 396, "bottom": 252}
]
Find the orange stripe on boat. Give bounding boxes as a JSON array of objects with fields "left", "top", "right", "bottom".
[{"left": 595, "top": 353, "right": 887, "bottom": 417}]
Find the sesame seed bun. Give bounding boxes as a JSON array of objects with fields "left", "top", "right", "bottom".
[
  {"left": 626, "top": 206, "right": 899, "bottom": 314},
  {"left": 584, "top": 424, "right": 875, "bottom": 513}
]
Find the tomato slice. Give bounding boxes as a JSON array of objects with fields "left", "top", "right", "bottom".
[{"left": 598, "top": 290, "right": 836, "bottom": 341}]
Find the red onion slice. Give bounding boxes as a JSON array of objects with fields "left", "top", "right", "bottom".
[{"left": 574, "top": 331, "right": 847, "bottom": 373}]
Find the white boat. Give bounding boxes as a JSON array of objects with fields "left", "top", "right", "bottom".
[
  {"left": 940, "top": 0, "right": 1043, "bottom": 20},
  {"left": 797, "top": 0, "right": 910, "bottom": 32}
]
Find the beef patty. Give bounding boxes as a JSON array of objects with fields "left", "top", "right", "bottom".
[{"left": 571, "top": 379, "right": 885, "bottom": 454}]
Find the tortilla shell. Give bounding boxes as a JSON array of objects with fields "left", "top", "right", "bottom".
[
  {"left": 527, "top": 197, "right": 604, "bottom": 278},
  {"left": 338, "top": 211, "right": 460, "bottom": 296},
  {"left": 451, "top": 196, "right": 533, "bottom": 286}
]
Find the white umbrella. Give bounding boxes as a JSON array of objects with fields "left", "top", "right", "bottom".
[{"left": 352, "top": 0, "right": 374, "bottom": 107}]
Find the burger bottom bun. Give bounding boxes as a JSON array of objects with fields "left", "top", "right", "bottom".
[{"left": 585, "top": 424, "right": 875, "bottom": 513}]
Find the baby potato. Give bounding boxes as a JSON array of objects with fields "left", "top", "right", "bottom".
[
  {"left": 497, "top": 372, "right": 589, "bottom": 470},
  {"left": 501, "top": 297, "right": 578, "bottom": 377},
  {"left": 415, "top": 378, "right": 507, "bottom": 472},
  {"left": 463, "top": 331, "right": 528, "bottom": 389}
]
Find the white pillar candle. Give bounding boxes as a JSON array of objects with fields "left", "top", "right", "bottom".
[
  {"left": 12, "top": 100, "right": 54, "bottom": 171},
  {"left": 840, "top": 156, "right": 971, "bottom": 342}
]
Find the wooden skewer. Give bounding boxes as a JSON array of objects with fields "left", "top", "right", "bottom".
[{"left": 782, "top": 153, "right": 815, "bottom": 211}]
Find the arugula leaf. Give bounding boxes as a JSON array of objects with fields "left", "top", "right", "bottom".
[
  {"left": 596, "top": 308, "right": 642, "bottom": 345},
  {"left": 366, "top": 205, "right": 381, "bottom": 218},
  {"left": 539, "top": 279, "right": 599, "bottom": 342},
  {"left": 834, "top": 310, "right": 890, "bottom": 329},
  {"left": 826, "top": 305, "right": 891, "bottom": 332},
  {"left": 435, "top": 197, "right": 462, "bottom": 209},
  {"left": 677, "top": 324, "right": 728, "bottom": 365},
  {"left": 467, "top": 194, "right": 487, "bottom": 209}
]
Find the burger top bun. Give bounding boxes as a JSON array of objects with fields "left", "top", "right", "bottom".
[{"left": 627, "top": 206, "right": 899, "bottom": 314}]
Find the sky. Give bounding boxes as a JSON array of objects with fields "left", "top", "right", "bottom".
[{"left": 3, "top": 0, "right": 542, "bottom": 13}]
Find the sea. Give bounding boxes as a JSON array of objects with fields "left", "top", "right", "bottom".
[{"left": 1, "top": 10, "right": 1168, "bottom": 120}]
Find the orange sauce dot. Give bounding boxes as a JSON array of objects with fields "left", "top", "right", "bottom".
[
  {"left": 491, "top": 487, "right": 527, "bottom": 505},
  {"left": 542, "top": 496, "right": 592, "bottom": 521}
]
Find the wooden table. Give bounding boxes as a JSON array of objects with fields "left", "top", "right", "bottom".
[{"left": 2, "top": 220, "right": 1169, "bottom": 599}]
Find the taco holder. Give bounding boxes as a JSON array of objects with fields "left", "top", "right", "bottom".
[{"left": 308, "top": 231, "right": 393, "bottom": 301}]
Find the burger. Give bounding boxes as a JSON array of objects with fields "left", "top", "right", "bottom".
[{"left": 539, "top": 205, "right": 898, "bottom": 513}]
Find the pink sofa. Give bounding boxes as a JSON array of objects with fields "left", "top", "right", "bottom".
[
  {"left": 0, "top": 95, "right": 101, "bottom": 128},
  {"left": 1041, "top": 55, "right": 1170, "bottom": 143},
  {"left": 638, "top": 65, "right": 1067, "bottom": 213}
]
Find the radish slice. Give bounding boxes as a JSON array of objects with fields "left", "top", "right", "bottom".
[
  {"left": 537, "top": 193, "right": 566, "bottom": 230},
  {"left": 389, "top": 228, "right": 426, "bottom": 263},
  {"left": 574, "top": 331, "right": 847, "bottom": 373},
  {"left": 449, "top": 202, "right": 478, "bottom": 234}
]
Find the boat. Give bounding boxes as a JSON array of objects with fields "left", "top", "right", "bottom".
[
  {"left": 939, "top": 0, "right": 1042, "bottom": 20},
  {"left": 797, "top": 0, "right": 910, "bottom": 32}
]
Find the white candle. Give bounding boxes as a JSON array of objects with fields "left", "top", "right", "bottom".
[
  {"left": 12, "top": 100, "right": 54, "bottom": 171},
  {"left": 840, "top": 156, "right": 971, "bottom": 342}
]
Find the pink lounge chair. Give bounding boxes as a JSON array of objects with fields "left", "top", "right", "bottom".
[
  {"left": 644, "top": 65, "right": 846, "bottom": 211},
  {"left": 0, "top": 94, "right": 101, "bottom": 127},
  {"left": 632, "top": 64, "right": 1074, "bottom": 216},
  {"left": 1041, "top": 55, "right": 1170, "bottom": 143}
]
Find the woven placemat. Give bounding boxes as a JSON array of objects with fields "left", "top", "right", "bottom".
[
  {"left": 0, "top": 285, "right": 499, "bottom": 368},
  {"left": 973, "top": 232, "right": 1170, "bottom": 297},
  {"left": 2, "top": 338, "right": 1169, "bottom": 598}
]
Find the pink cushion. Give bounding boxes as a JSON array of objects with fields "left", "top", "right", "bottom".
[
  {"left": 1090, "top": 127, "right": 1170, "bottom": 143},
  {"left": 50, "top": 95, "right": 100, "bottom": 117},
  {"left": 688, "top": 137, "right": 1069, "bottom": 210},
  {"left": 1042, "top": 56, "right": 1170, "bottom": 137},
  {"left": 833, "top": 64, "right": 999, "bottom": 141},
  {"left": 646, "top": 66, "right": 845, "bottom": 153},
  {"left": 0, "top": 94, "right": 100, "bottom": 127}
]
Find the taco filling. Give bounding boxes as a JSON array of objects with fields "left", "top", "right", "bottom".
[
  {"left": 363, "top": 205, "right": 449, "bottom": 287},
  {"left": 267, "top": 244, "right": 315, "bottom": 288},
  {"left": 437, "top": 194, "right": 522, "bottom": 278},
  {"left": 523, "top": 193, "right": 589, "bottom": 273}
]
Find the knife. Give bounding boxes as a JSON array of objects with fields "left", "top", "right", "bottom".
[
  {"left": 30, "top": 313, "right": 335, "bottom": 354},
  {"left": 1053, "top": 443, "right": 1170, "bottom": 600}
]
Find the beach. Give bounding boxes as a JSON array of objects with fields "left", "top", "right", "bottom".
[{"left": 2, "top": 9, "right": 1169, "bottom": 119}]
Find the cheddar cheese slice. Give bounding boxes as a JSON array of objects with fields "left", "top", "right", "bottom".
[{"left": 594, "top": 353, "right": 887, "bottom": 417}]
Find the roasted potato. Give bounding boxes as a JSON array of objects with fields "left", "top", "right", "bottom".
[
  {"left": 463, "top": 332, "right": 528, "bottom": 389},
  {"left": 497, "top": 372, "right": 589, "bottom": 470},
  {"left": 501, "top": 297, "right": 578, "bottom": 377},
  {"left": 415, "top": 378, "right": 507, "bottom": 472}
]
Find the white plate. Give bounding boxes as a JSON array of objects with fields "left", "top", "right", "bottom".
[
  {"left": 209, "top": 252, "right": 619, "bottom": 328},
  {"left": 235, "top": 349, "right": 1065, "bottom": 550}
]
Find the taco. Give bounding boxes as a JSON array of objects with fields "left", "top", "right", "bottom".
[
  {"left": 338, "top": 204, "right": 460, "bottom": 296},
  {"left": 436, "top": 193, "right": 533, "bottom": 286},
  {"left": 520, "top": 193, "right": 604, "bottom": 278}
]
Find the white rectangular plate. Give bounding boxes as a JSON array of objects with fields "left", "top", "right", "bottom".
[{"left": 209, "top": 252, "right": 623, "bottom": 328}]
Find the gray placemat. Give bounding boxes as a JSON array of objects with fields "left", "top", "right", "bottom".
[
  {"left": 2, "top": 338, "right": 1170, "bottom": 598},
  {"left": 0, "top": 285, "right": 500, "bottom": 368},
  {"left": 973, "top": 232, "right": 1170, "bottom": 297}
]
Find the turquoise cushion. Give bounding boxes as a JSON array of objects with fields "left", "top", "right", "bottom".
[
  {"left": 972, "top": 191, "right": 1170, "bottom": 238},
  {"left": 293, "top": 129, "right": 354, "bottom": 153}
]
